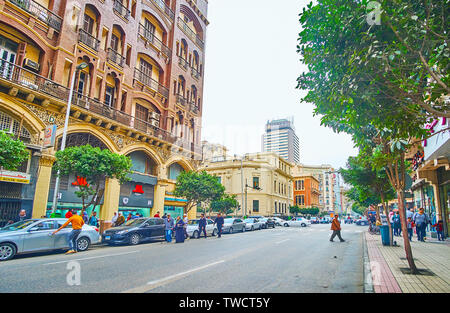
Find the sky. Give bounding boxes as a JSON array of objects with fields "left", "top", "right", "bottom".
[{"left": 201, "top": 0, "right": 358, "bottom": 170}]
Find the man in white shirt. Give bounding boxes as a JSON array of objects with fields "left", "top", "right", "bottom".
[
  {"left": 183, "top": 214, "right": 189, "bottom": 239},
  {"left": 111, "top": 212, "right": 118, "bottom": 225}
]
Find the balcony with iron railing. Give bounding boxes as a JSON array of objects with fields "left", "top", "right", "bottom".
[
  {"left": 107, "top": 48, "right": 125, "bottom": 67},
  {"left": 138, "top": 24, "right": 172, "bottom": 59},
  {"left": 78, "top": 29, "right": 100, "bottom": 52},
  {"left": 0, "top": 59, "right": 202, "bottom": 154},
  {"left": 149, "top": 0, "right": 174, "bottom": 21},
  {"left": 133, "top": 68, "right": 169, "bottom": 99},
  {"left": 178, "top": 56, "right": 189, "bottom": 71},
  {"left": 177, "top": 17, "right": 204, "bottom": 50},
  {"left": 7, "top": 0, "right": 62, "bottom": 31},
  {"left": 113, "top": 0, "right": 130, "bottom": 20},
  {"left": 176, "top": 94, "right": 186, "bottom": 106},
  {"left": 191, "top": 67, "right": 201, "bottom": 80}
]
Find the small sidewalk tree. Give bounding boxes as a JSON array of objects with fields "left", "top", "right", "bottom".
[
  {"left": 210, "top": 194, "right": 239, "bottom": 216},
  {"left": 174, "top": 171, "right": 225, "bottom": 217},
  {"left": 54, "top": 145, "right": 132, "bottom": 211},
  {"left": 0, "top": 131, "right": 29, "bottom": 170}
]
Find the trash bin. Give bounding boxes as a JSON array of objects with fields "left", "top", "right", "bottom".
[{"left": 380, "top": 225, "right": 390, "bottom": 246}]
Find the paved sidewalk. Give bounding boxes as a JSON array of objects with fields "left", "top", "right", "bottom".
[{"left": 365, "top": 232, "right": 450, "bottom": 293}]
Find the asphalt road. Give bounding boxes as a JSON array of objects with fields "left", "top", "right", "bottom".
[{"left": 0, "top": 223, "right": 365, "bottom": 293}]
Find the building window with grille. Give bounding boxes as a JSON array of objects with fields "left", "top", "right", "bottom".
[
  {"left": 253, "top": 200, "right": 259, "bottom": 212},
  {"left": 253, "top": 177, "right": 259, "bottom": 189},
  {"left": 295, "top": 195, "right": 305, "bottom": 206}
]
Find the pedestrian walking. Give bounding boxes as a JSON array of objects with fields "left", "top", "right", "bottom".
[
  {"left": 111, "top": 212, "right": 118, "bottom": 225},
  {"left": 183, "top": 214, "right": 189, "bottom": 239},
  {"left": 65, "top": 209, "right": 73, "bottom": 219},
  {"left": 88, "top": 211, "right": 99, "bottom": 227},
  {"left": 52, "top": 213, "right": 84, "bottom": 254},
  {"left": 198, "top": 213, "right": 207, "bottom": 238},
  {"left": 406, "top": 208, "right": 414, "bottom": 220},
  {"left": 330, "top": 214, "right": 345, "bottom": 242},
  {"left": 80, "top": 209, "right": 89, "bottom": 224},
  {"left": 407, "top": 217, "right": 414, "bottom": 241},
  {"left": 431, "top": 220, "right": 445, "bottom": 241},
  {"left": 215, "top": 213, "right": 224, "bottom": 238},
  {"left": 164, "top": 214, "right": 174, "bottom": 242},
  {"left": 174, "top": 216, "right": 186, "bottom": 243},
  {"left": 393, "top": 212, "right": 401, "bottom": 237},
  {"left": 154, "top": 211, "right": 160, "bottom": 218},
  {"left": 413, "top": 208, "right": 430, "bottom": 242},
  {"left": 162, "top": 213, "right": 167, "bottom": 220}
]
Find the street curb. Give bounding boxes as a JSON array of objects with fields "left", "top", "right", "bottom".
[{"left": 363, "top": 232, "right": 375, "bottom": 293}]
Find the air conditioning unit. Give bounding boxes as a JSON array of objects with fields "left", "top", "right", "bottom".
[
  {"left": 23, "top": 59, "right": 40, "bottom": 72},
  {"left": 149, "top": 119, "right": 159, "bottom": 128},
  {"left": 149, "top": 111, "right": 160, "bottom": 120}
]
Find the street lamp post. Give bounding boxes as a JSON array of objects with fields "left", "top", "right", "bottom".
[{"left": 51, "top": 63, "right": 88, "bottom": 214}]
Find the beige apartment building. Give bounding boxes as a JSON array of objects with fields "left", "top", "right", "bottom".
[
  {"left": 200, "top": 152, "right": 294, "bottom": 217},
  {"left": 292, "top": 164, "right": 336, "bottom": 213}
]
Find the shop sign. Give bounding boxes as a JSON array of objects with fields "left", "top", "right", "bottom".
[
  {"left": 43, "top": 124, "right": 57, "bottom": 148},
  {"left": 0, "top": 170, "right": 31, "bottom": 184}
]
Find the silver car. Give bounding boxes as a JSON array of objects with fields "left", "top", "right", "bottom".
[
  {"left": 244, "top": 218, "right": 264, "bottom": 231},
  {"left": 222, "top": 218, "right": 246, "bottom": 234},
  {"left": 0, "top": 218, "right": 100, "bottom": 261},
  {"left": 186, "top": 219, "right": 218, "bottom": 238}
]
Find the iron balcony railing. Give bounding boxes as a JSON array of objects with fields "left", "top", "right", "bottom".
[
  {"left": 176, "top": 94, "right": 186, "bottom": 106},
  {"left": 150, "top": 0, "right": 174, "bottom": 21},
  {"left": 78, "top": 29, "right": 100, "bottom": 51},
  {"left": 113, "top": 0, "right": 130, "bottom": 20},
  {"left": 107, "top": 48, "right": 125, "bottom": 67},
  {"left": 133, "top": 68, "right": 169, "bottom": 98},
  {"left": 177, "top": 17, "right": 204, "bottom": 50},
  {"left": 188, "top": 100, "right": 199, "bottom": 114},
  {"left": 178, "top": 57, "right": 189, "bottom": 70},
  {"left": 191, "top": 67, "right": 201, "bottom": 80},
  {"left": 138, "top": 24, "right": 172, "bottom": 58},
  {"left": 8, "top": 0, "right": 62, "bottom": 31}
]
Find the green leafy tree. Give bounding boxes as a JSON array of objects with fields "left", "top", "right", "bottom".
[
  {"left": 0, "top": 131, "right": 29, "bottom": 170},
  {"left": 174, "top": 171, "right": 225, "bottom": 215},
  {"left": 298, "top": 207, "right": 320, "bottom": 216},
  {"left": 289, "top": 205, "right": 300, "bottom": 215},
  {"left": 210, "top": 194, "right": 239, "bottom": 215},
  {"left": 54, "top": 145, "right": 132, "bottom": 211}
]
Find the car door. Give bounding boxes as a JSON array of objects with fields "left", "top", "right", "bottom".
[
  {"left": 206, "top": 219, "right": 214, "bottom": 235},
  {"left": 139, "top": 220, "right": 155, "bottom": 240},
  {"left": 23, "top": 220, "right": 57, "bottom": 252},
  {"left": 54, "top": 220, "right": 73, "bottom": 249},
  {"left": 154, "top": 219, "right": 165, "bottom": 237},
  {"left": 234, "top": 219, "right": 243, "bottom": 231}
]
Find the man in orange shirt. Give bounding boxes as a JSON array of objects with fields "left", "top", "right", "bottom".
[
  {"left": 330, "top": 214, "right": 345, "bottom": 242},
  {"left": 52, "top": 213, "right": 85, "bottom": 254}
]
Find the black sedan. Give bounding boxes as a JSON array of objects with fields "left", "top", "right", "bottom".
[
  {"left": 260, "top": 218, "right": 276, "bottom": 229},
  {"left": 102, "top": 218, "right": 165, "bottom": 245}
]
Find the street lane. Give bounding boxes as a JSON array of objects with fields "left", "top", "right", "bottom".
[{"left": 0, "top": 223, "right": 365, "bottom": 292}]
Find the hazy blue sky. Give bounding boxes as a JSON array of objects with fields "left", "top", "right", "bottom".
[{"left": 201, "top": 0, "right": 358, "bottom": 169}]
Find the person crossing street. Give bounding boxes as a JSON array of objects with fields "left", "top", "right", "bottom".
[
  {"left": 199, "top": 213, "right": 207, "bottom": 238},
  {"left": 330, "top": 214, "right": 345, "bottom": 242},
  {"left": 215, "top": 213, "right": 224, "bottom": 238},
  {"left": 51, "top": 212, "right": 85, "bottom": 254}
]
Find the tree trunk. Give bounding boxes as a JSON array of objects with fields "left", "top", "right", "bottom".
[{"left": 397, "top": 189, "right": 418, "bottom": 274}]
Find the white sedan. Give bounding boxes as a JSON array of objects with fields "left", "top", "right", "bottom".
[
  {"left": 243, "top": 218, "right": 264, "bottom": 231},
  {"left": 272, "top": 217, "right": 287, "bottom": 226},
  {"left": 283, "top": 218, "right": 311, "bottom": 227},
  {"left": 186, "top": 219, "right": 218, "bottom": 238}
]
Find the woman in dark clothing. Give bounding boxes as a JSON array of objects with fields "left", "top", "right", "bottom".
[{"left": 174, "top": 216, "right": 185, "bottom": 243}]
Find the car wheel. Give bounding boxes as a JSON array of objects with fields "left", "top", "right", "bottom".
[
  {"left": 193, "top": 230, "right": 199, "bottom": 239},
  {"left": 0, "top": 243, "right": 16, "bottom": 261},
  {"left": 301, "top": 223, "right": 306, "bottom": 227},
  {"left": 129, "top": 233, "right": 140, "bottom": 245},
  {"left": 241, "top": 226, "right": 245, "bottom": 232},
  {"left": 76, "top": 237, "right": 91, "bottom": 252},
  {"left": 212, "top": 229, "right": 217, "bottom": 236},
  {"left": 284, "top": 223, "right": 289, "bottom": 227},
  {"left": 229, "top": 227, "right": 233, "bottom": 234},
  {"left": 251, "top": 226, "right": 254, "bottom": 231}
]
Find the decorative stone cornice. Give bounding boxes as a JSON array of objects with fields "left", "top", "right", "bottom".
[{"left": 39, "top": 154, "right": 56, "bottom": 167}]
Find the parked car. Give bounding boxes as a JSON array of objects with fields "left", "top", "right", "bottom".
[
  {"left": 259, "top": 218, "right": 276, "bottom": 229},
  {"left": 283, "top": 217, "right": 311, "bottom": 227},
  {"left": 344, "top": 216, "right": 354, "bottom": 224},
  {"left": 222, "top": 218, "right": 246, "bottom": 234},
  {"left": 0, "top": 218, "right": 100, "bottom": 261},
  {"left": 244, "top": 218, "right": 264, "bottom": 231},
  {"left": 320, "top": 217, "right": 332, "bottom": 224},
  {"left": 102, "top": 218, "right": 164, "bottom": 245},
  {"left": 272, "top": 217, "right": 286, "bottom": 226},
  {"left": 186, "top": 219, "right": 218, "bottom": 238},
  {"left": 355, "top": 218, "right": 369, "bottom": 226},
  {"left": 309, "top": 217, "right": 320, "bottom": 224}
]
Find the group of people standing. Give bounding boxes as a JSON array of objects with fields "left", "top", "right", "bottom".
[
  {"left": 64, "top": 208, "right": 98, "bottom": 227},
  {"left": 389, "top": 207, "right": 445, "bottom": 242},
  {"left": 153, "top": 211, "right": 225, "bottom": 244}
]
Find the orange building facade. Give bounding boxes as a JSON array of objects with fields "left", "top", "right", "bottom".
[{"left": 293, "top": 175, "right": 320, "bottom": 208}]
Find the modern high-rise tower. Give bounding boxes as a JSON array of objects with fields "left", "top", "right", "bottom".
[{"left": 262, "top": 117, "right": 300, "bottom": 163}]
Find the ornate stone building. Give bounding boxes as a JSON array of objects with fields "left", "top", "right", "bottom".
[{"left": 0, "top": 0, "right": 208, "bottom": 226}]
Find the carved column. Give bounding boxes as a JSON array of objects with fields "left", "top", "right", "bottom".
[{"left": 32, "top": 154, "right": 55, "bottom": 218}]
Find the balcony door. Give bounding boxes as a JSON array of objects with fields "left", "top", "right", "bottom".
[
  {"left": 143, "top": 19, "right": 155, "bottom": 41},
  {"left": 0, "top": 39, "right": 17, "bottom": 80},
  {"left": 139, "top": 59, "right": 153, "bottom": 85},
  {"left": 83, "top": 14, "right": 95, "bottom": 35},
  {"left": 135, "top": 103, "right": 149, "bottom": 132}
]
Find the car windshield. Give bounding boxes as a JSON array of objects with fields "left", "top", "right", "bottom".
[
  {"left": 224, "top": 218, "right": 234, "bottom": 224},
  {"left": 124, "top": 218, "right": 146, "bottom": 227},
  {"left": 1, "top": 219, "right": 38, "bottom": 231},
  {"left": 188, "top": 220, "right": 199, "bottom": 225},
  {"left": 244, "top": 219, "right": 254, "bottom": 223}
]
